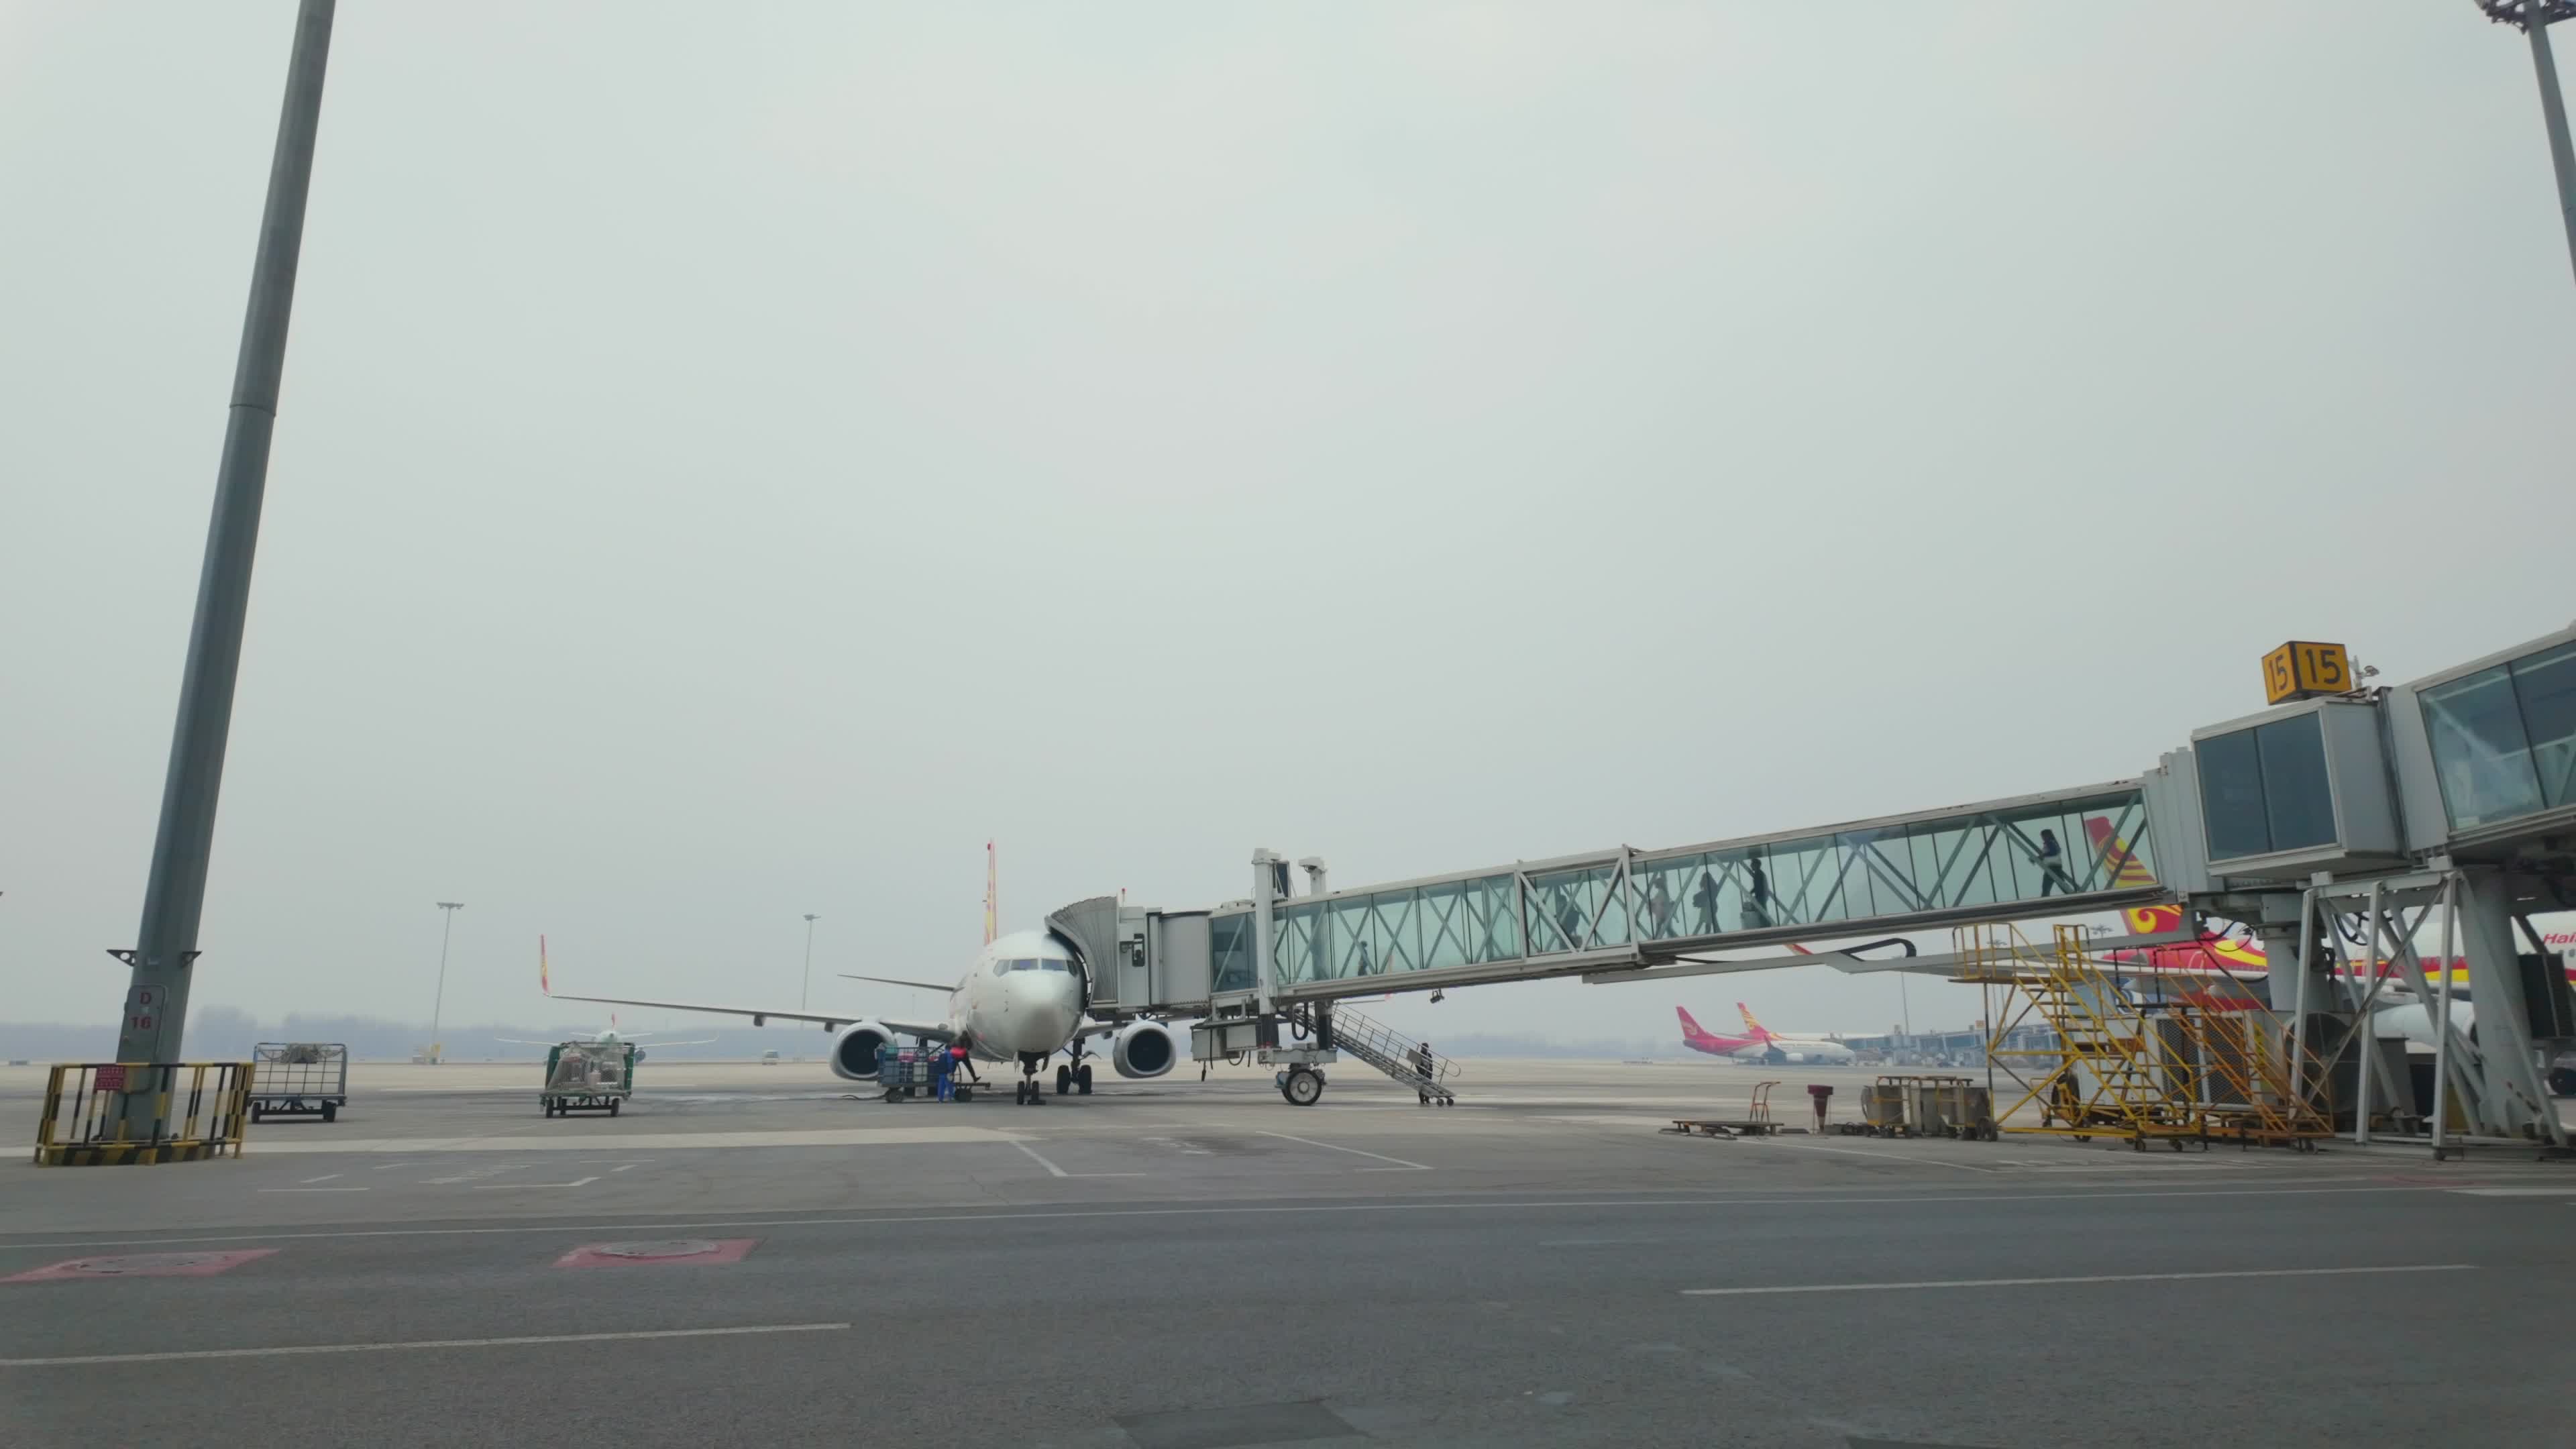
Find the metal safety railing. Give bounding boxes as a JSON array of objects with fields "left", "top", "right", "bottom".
[
  {"left": 1322, "top": 1006, "right": 1458, "bottom": 1105},
  {"left": 34, "top": 1062, "right": 255, "bottom": 1166}
]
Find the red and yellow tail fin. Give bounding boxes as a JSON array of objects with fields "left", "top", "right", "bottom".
[
  {"left": 539, "top": 935, "right": 551, "bottom": 996},
  {"left": 1736, "top": 1002, "right": 1770, "bottom": 1039},
  {"left": 2082, "top": 817, "right": 2172, "bottom": 936}
]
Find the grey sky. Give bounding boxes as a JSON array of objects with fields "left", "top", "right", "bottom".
[{"left": 3, "top": 3, "right": 2569, "bottom": 1046}]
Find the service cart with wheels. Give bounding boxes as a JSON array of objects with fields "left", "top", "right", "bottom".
[
  {"left": 248, "top": 1042, "right": 348, "bottom": 1123},
  {"left": 541, "top": 1040, "right": 635, "bottom": 1118}
]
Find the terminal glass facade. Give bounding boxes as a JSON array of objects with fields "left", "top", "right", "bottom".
[
  {"left": 1240, "top": 788, "right": 2158, "bottom": 991},
  {"left": 2422, "top": 640, "right": 2576, "bottom": 831}
]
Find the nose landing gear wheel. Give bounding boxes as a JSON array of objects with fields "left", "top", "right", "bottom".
[
  {"left": 1014, "top": 1081, "right": 1029, "bottom": 1105},
  {"left": 1076, "top": 1064, "right": 1093, "bottom": 1095},
  {"left": 1055, "top": 1065, "right": 1071, "bottom": 1095}
]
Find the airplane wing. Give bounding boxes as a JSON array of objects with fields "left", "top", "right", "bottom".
[
  {"left": 494, "top": 1036, "right": 563, "bottom": 1046},
  {"left": 839, "top": 973, "right": 957, "bottom": 994},
  {"left": 629, "top": 1036, "right": 720, "bottom": 1048},
  {"left": 543, "top": 988, "right": 954, "bottom": 1042},
  {"left": 539, "top": 936, "right": 952, "bottom": 1040}
]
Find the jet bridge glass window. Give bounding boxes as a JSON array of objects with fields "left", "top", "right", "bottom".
[
  {"left": 2423, "top": 643, "right": 2576, "bottom": 830},
  {"left": 2197, "top": 713, "right": 2334, "bottom": 860},
  {"left": 1210, "top": 913, "right": 1254, "bottom": 994}
]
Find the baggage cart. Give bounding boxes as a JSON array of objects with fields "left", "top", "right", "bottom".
[
  {"left": 877, "top": 1044, "right": 972, "bottom": 1102},
  {"left": 248, "top": 1042, "right": 348, "bottom": 1123},
  {"left": 541, "top": 1041, "right": 635, "bottom": 1118}
]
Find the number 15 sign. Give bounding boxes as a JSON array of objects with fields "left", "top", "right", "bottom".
[{"left": 2262, "top": 641, "right": 2351, "bottom": 706}]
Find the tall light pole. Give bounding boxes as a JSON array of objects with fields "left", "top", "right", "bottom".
[
  {"left": 429, "top": 902, "right": 463, "bottom": 1063},
  {"left": 111, "top": 0, "right": 335, "bottom": 1084},
  {"left": 800, "top": 913, "right": 820, "bottom": 1011},
  {"left": 2481, "top": 1, "right": 2576, "bottom": 282}
]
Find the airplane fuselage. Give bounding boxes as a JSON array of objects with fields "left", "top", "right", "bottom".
[{"left": 949, "top": 928, "right": 1087, "bottom": 1061}]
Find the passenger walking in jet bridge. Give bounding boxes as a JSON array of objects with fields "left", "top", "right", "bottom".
[
  {"left": 1354, "top": 939, "right": 1373, "bottom": 977},
  {"left": 1741, "top": 857, "right": 1772, "bottom": 930},
  {"left": 1691, "top": 869, "right": 1720, "bottom": 935},
  {"left": 1644, "top": 875, "right": 1674, "bottom": 937},
  {"left": 2033, "top": 828, "right": 2078, "bottom": 897}
]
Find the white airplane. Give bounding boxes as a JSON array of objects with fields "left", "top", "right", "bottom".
[
  {"left": 497, "top": 1004, "right": 714, "bottom": 1063},
  {"left": 533, "top": 852, "right": 1184, "bottom": 1104},
  {"left": 1725, "top": 1002, "right": 1858, "bottom": 1065}
]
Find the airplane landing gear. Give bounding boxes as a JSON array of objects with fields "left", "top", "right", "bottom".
[
  {"left": 1015, "top": 1052, "right": 1046, "bottom": 1106},
  {"left": 1058, "top": 1041, "right": 1095, "bottom": 1095}
]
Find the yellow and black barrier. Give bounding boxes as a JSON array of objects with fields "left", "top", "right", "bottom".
[{"left": 33, "top": 1062, "right": 255, "bottom": 1167}]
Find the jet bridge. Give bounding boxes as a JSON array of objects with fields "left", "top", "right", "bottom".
[{"left": 1048, "top": 780, "right": 2178, "bottom": 1102}]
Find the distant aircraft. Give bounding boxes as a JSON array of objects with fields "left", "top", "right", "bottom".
[
  {"left": 535, "top": 847, "right": 1186, "bottom": 1105},
  {"left": 1674, "top": 1004, "right": 1858, "bottom": 1064},
  {"left": 1730, "top": 1002, "right": 1859, "bottom": 1064},
  {"left": 498, "top": 951, "right": 717, "bottom": 1061}
]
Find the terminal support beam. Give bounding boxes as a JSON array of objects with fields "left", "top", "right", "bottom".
[{"left": 113, "top": 0, "right": 335, "bottom": 1073}]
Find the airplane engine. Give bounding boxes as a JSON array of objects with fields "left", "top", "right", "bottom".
[
  {"left": 828, "top": 1020, "right": 896, "bottom": 1081},
  {"left": 1110, "top": 1020, "right": 1179, "bottom": 1079}
]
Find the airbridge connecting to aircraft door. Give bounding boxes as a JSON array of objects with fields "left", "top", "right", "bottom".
[{"left": 1048, "top": 778, "right": 2175, "bottom": 1020}]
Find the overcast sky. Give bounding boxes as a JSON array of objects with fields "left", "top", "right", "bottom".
[{"left": 3, "top": 3, "right": 2570, "bottom": 1048}]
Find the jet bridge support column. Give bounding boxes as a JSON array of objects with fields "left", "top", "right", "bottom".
[
  {"left": 1252, "top": 849, "right": 1281, "bottom": 1017},
  {"left": 2455, "top": 871, "right": 2567, "bottom": 1146}
]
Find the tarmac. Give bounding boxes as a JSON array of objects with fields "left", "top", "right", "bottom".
[{"left": 3, "top": 1056, "right": 2572, "bottom": 1447}]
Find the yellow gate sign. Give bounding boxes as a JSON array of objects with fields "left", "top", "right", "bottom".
[{"left": 2262, "top": 641, "right": 2351, "bottom": 705}]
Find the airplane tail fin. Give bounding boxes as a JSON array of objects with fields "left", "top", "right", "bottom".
[
  {"left": 1737, "top": 1002, "right": 1771, "bottom": 1040},
  {"left": 984, "top": 841, "right": 999, "bottom": 947},
  {"left": 539, "top": 936, "right": 551, "bottom": 996},
  {"left": 1676, "top": 1005, "right": 1706, "bottom": 1039}
]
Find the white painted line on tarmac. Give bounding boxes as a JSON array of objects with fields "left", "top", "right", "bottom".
[
  {"left": 0, "top": 1322, "right": 852, "bottom": 1368},
  {"left": 1258, "top": 1130, "right": 1431, "bottom": 1171},
  {"left": 80, "top": 1125, "right": 1029, "bottom": 1155},
  {"left": 2451, "top": 1187, "right": 2576, "bottom": 1197},
  {"left": 1683, "top": 1264, "right": 2477, "bottom": 1297},
  {"left": 298, "top": 1174, "right": 343, "bottom": 1184},
  {"left": 0, "top": 1181, "right": 2438, "bottom": 1252},
  {"left": 1754, "top": 1140, "right": 1998, "bottom": 1173},
  {"left": 1007, "top": 1140, "right": 1142, "bottom": 1179},
  {"left": 474, "top": 1177, "right": 600, "bottom": 1190},
  {"left": 257, "top": 1187, "right": 370, "bottom": 1193}
]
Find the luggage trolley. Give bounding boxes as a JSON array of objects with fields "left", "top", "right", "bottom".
[
  {"left": 541, "top": 1040, "right": 635, "bottom": 1118},
  {"left": 248, "top": 1042, "right": 348, "bottom": 1123}
]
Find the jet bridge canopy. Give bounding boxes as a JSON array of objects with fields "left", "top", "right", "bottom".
[{"left": 1198, "top": 782, "right": 2169, "bottom": 1003}]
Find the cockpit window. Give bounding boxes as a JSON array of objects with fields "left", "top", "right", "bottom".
[
  {"left": 1002, "top": 958, "right": 1070, "bottom": 973},
  {"left": 991, "top": 961, "right": 1008, "bottom": 977}
]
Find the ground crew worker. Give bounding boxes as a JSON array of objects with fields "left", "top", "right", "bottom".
[
  {"left": 933, "top": 1046, "right": 955, "bottom": 1102},
  {"left": 1413, "top": 1041, "right": 1436, "bottom": 1105}
]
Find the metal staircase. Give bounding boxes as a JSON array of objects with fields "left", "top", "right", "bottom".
[{"left": 1322, "top": 1005, "right": 1458, "bottom": 1106}]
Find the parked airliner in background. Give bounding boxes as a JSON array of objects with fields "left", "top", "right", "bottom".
[
  {"left": 1676, "top": 1004, "right": 1858, "bottom": 1064},
  {"left": 537, "top": 848, "right": 1185, "bottom": 1104},
  {"left": 499, "top": 974, "right": 715, "bottom": 1061}
]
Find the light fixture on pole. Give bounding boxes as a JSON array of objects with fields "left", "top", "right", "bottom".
[
  {"left": 2479, "top": 1, "right": 2576, "bottom": 282},
  {"left": 800, "top": 913, "right": 820, "bottom": 1011},
  {"left": 430, "top": 902, "right": 463, "bottom": 1064}
]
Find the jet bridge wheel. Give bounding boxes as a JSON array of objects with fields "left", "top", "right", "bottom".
[{"left": 1281, "top": 1067, "right": 1324, "bottom": 1107}]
